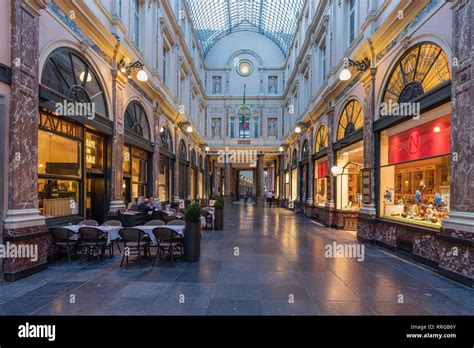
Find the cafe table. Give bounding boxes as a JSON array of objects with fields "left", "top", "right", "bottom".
[
  {"left": 62, "top": 225, "right": 121, "bottom": 245},
  {"left": 131, "top": 225, "right": 185, "bottom": 246}
]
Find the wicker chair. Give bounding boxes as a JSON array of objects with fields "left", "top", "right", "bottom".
[
  {"left": 78, "top": 219, "right": 99, "bottom": 226},
  {"left": 162, "top": 215, "right": 178, "bottom": 224},
  {"left": 78, "top": 227, "right": 108, "bottom": 262},
  {"left": 201, "top": 210, "right": 213, "bottom": 230},
  {"left": 50, "top": 227, "right": 79, "bottom": 263},
  {"left": 101, "top": 220, "right": 122, "bottom": 254},
  {"left": 145, "top": 219, "right": 165, "bottom": 226},
  {"left": 118, "top": 228, "right": 150, "bottom": 267},
  {"left": 152, "top": 227, "right": 183, "bottom": 266},
  {"left": 166, "top": 220, "right": 185, "bottom": 226}
]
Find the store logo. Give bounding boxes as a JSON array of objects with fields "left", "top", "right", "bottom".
[
  {"left": 408, "top": 130, "right": 422, "bottom": 154},
  {"left": 217, "top": 147, "right": 257, "bottom": 165},
  {"left": 0, "top": 242, "right": 38, "bottom": 262},
  {"left": 18, "top": 323, "right": 55, "bottom": 341},
  {"left": 55, "top": 100, "right": 95, "bottom": 120},
  {"left": 324, "top": 242, "right": 365, "bottom": 262},
  {"left": 380, "top": 100, "right": 420, "bottom": 119}
]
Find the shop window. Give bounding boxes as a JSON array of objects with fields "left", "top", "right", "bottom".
[
  {"left": 337, "top": 100, "right": 364, "bottom": 141},
  {"left": 335, "top": 140, "right": 363, "bottom": 210},
  {"left": 123, "top": 145, "right": 131, "bottom": 174},
  {"left": 379, "top": 115, "right": 451, "bottom": 228},
  {"left": 291, "top": 168, "right": 298, "bottom": 201},
  {"left": 160, "top": 126, "right": 172, "bottom": 152},
  {"left": 38, "top": 125, "right": 82, "bottom": 218},
  {"left": 382, "top": 43, "right": 450, "bottom": 106},
  {"left": 85, "top": 133, "right": 104, "bottom": 172},
  {"left": 159, "top": 155, "right": 170, "bottom": 202},
  {"left": 314, "top": 159, "right": 328, "bottom": 206},
  {"left": 132, "top": 156, "right": 147, "bottom": 201}
]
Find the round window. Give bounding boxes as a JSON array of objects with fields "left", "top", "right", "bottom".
[{"left": 237, "top": 60, "right": 253, "bottom": 77}]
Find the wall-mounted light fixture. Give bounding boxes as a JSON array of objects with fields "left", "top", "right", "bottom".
[
  {"left": 178, "top": 120, "right": 193, "bottom": 133},
  {"left": 339, "top": 57, "right": 370, "bottom": 81},
  {"left": 118, "top": 59, "right": 149, "bottom": 82},
  {"left": 201, "top": 143, "right": 210, "bottom": 152},
  {"left": 295, "top": 121, "right": 311, "bottom": 134}
]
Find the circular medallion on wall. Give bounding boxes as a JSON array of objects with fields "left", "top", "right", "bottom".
[{"left": 237, "top": 59, "right": 253, "bottom": 77}]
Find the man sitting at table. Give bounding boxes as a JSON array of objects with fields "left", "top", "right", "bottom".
[{"left": 138, "top": 198, "right": 153, "bottom": 212}]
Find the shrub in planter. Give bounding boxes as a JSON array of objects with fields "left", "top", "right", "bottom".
[
  {"left": 214, "top": 197, "right": 224, "bottom": 230},
  {"left": 184, "top": 203, "right": 201, "bottom": 261}
]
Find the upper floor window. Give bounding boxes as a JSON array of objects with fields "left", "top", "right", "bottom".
[
  {"left": 319, "top": 41, "right": 327, "bottom": 84},
  {"left": 238, "top": 107, "right": 250, "bottom": 139},
  {"left": 301, "top": 140, "right": 309, "bottom": 160},
  {"left": 179, "top": 140, "right": 187, "bottom": 160},
  {"left": 131, "top": 0, "right": 140, "bottom": 47},
  {"left": 124, "top": 101, "right": 150, "bottom": 140},
  {"left": 315, "top": 125, "right": 329, "bottom": 153},
  {"left": 348, "top": 0, "right": 356, "bottom": 44},
  {"left": 116, "top": 0, "right": 122, "bottom": 18},
  {"left": 253, "top": 116, "right": 260, "bottom": 138},
  {"left": 162, "top": 46, "right": 170, "bottom": 85}
]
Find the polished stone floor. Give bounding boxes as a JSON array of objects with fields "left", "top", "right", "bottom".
[{"left": 1, "top": 206, "right": 473, "bottom": 315}]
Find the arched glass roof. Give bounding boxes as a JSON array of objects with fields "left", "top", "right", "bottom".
[{"left": 186, "top": 0, "right": 305, "bottom": 57}]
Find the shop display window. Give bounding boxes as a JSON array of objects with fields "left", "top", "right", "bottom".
[
  {"left": 38, "top": 179, "right": 80, "bottom": 218},
  {"left": 379, "top": 115, "right": 451, "bottom": 228},
  {"left": 159, "top": 156, "right": 170, "bottom": 202},
  {"left": 85, "top": 133, "right": 104, "bottom": 172},
  {"left": 291, "top": 168, "right": 298, "bottom": 201},
  {"left": 335, "top": 141, "right": 363, "bottom": 210},
  {"left": 314, "top": 158, "right": 328, "bottom": 206}
]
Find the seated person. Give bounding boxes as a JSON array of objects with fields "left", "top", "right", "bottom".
[{"left": 137, "top": 198, "right": 153, "bottom": 212}]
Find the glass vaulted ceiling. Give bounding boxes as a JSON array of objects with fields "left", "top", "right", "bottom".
[{"left": 186, "top": 0, "right": 305, "bottom": 57}]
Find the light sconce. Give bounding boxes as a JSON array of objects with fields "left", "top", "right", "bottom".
[
  {"left": 279, "top": 144, "right": 287, "bottom": 153},
  {"left": 118, "top": 59, "right": 149, "bottom": 82},
  {"left": 201, "top": 143, "right": 210, "bottom": 152},
  {"left": 339, "top": 57, "right": 371, "bottom": 81},
  {"left": 331, "top": 165, "right": 343, "bottom": 176},
  {"left": 295, "top": 121, "right": 310, "bottom": 134},
  {"left": 179, "top": 121, "right": 193, "bottom": 133}
]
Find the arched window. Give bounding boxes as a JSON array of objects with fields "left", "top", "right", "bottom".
[
  {"left": 179, "top": 140, "right": 187, "bottom": 160},
  {"left": 190, "top": 150, "right": 196, "bottom": 166},
  {"left": 291, "top": 149, "right": 297, "bottom": 167},
  {"left": 301, "top": 140, "right": 309, "bottom": 160},
  {"left": 41, "top": 48, "right": 108, "bottom": 118},
  {"left": 238, "top": 107, "right": 251, "bottom": 138},
  {"left": 337, "top": 100, "right": 364, "bottom": 141},
  {"left": 382, "top": 43, "right": 450, "bottom": 105},
  {"left": 315, "top": 125, "right": 329, "bottom": 152},
  {"left": 160, "top": 127, "right": 172, "bottom": 152},
  {"left": 124, "top": 101, "right": 150, "bottom": 140}
]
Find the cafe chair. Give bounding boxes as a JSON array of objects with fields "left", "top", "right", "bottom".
[
  {"left": 118, "top": 228, "right": 150, "bottom": 267},
  {"left": 152, "top": 227, "right": 184, "bottom": 266},
  {"left": 78, "top": 219, "right": 99, "bottom": 226},
  {"left": 163, "top": 215, "right": 178, "bottom": 224},
  {"left": 201, "top": 210, "right": 214, "bottom": 230},
  {"left": 50, "top": 227, "right": 79, "bottom": 263},
  {"left": 166, "top": 220, "right": 185, "bottom": 226},
  {"left": 101, "top": 220, "right": 122, "bottom": 255},
  {"left": 145, "top": 220, "right": 165, "bottom": 226},
  {"left": 78, "top": 227, "right": 109, "bottom": 262}
]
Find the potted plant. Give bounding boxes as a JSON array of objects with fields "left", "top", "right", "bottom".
[
  {"left": 183, "top": 203, "right": 201, "bottom": 262},
  {"left": 213, "top": 197, "right": 224, "bottom": 231}
]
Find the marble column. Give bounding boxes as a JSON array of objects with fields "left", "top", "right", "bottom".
[
  {"left": 3, "top": 0, "right": 48, "bottom": 281},
  {"left": 213, "top": 160, "right": 219, "bottom": 197},
  {"left": 224, "top": 155, "right": 231, "bottom": 206},
  {"left": 151, "top": 104, "right": 161, "bottom": 200},
  {"left": 256, "top": 153, "right": 265, "bottom": 206},
  {"left": 203, "top": 155, "right": 209, "bottom": 201},
  {"left": 358, "top": 68, "right": 377, "bottom": 241},
  {"left": 278, "top": 153, "right": 285, "bottom": 205},
  {"left": 173, "top": 129, "right": 180, "bottom": 202},
  {"left": 325, "top": 109, "right": 335, "bottom": 210},
  {"left": 438, "top": 0, "right": 473, "bottom": 284},
  {"left": 109, "top": 70, "right": 126, "bottom": 212}
]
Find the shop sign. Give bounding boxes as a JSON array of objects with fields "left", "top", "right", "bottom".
[
  {"left": 39, "top": 112, "right": 83, "bottom": 140},
  {"left": 388, "top": 115, "right": 450, "bottom": 164}
]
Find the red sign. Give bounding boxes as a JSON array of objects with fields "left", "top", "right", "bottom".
[
  {"left": 317, "top": 160, "right": 328, "bottom": 178},
  {"left": 388, "top": 115, "right": 451, "bottom": 165}
]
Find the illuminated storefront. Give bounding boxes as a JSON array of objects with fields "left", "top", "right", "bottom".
[
  {"left": 313, "top": 125, "right": 329, "bottom": 206},
  {"left": 159, "top": 126, "right": 173, "bottom": 203},
  {"left": 290, "top": 150, "right": 298, "bottom": 202},
  {"left": 299, "top": 140, "right": 309, "bottom": 203}
]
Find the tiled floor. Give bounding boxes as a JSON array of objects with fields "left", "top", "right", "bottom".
[{"left": 1, "top": 205, "right": 473, "bottom": 315}]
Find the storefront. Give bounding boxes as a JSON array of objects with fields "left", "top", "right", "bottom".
[
  {"left": 290, "top": 150, "right": 298, "bottom": 204},
  {"left": 39, "top": 48, "right": 112, "bottom": 224},
  {"left": 313, "top": 125, "right": 329, "bottom": 207},
  {"left": 122, "top": 101, "right": 152, "bottom": 205},
  {"left": 189, "top": 150, "right": 197, "bottom": 201},
  {"left": 159, "top": 126, "right": 174, "bottom": 203},
  {"left": 198, "top": 155, "right": 204, "bottom": 200},
  {"left": 332, "top": 100, "right": 364, "bottom": 230}
]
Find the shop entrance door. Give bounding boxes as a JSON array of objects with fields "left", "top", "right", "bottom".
[
  {"left": 122, "top": 177, "right": 131, "bottom": 206},
  {"left": 86, "top": 174, "right": 105, "bottom": 223}
]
